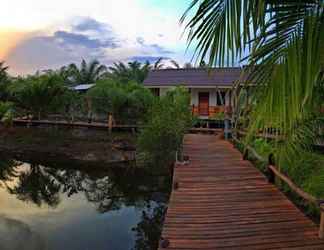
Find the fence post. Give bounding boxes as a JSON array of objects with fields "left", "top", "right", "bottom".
[
  {"left": 320, "top": 204, "right": 324, "bottom": 239},
  {"left": 267, "top": 154, "right": 276, "bottom": 184},
  {"left": 108, "top": 114, "right": 113, "bottom": 134}
]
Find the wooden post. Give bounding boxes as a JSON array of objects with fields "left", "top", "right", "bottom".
[
  {"left": 267, "top": 154, "right": 276, "bottom": 184},
  {"left": 173, "top": 180, "right": 179, "bottom": 190},
  {"left": 160, "top": 238, "right": 170, "bottom": 248},
  {"left": 108, "top": 114, "right": 113, "bottom": 134},
  {"left": 243, "top": 148, "right": 248, "bottom": 160},
  {"left": 320, "top": 204, "right": 324, "bottom": 239}
]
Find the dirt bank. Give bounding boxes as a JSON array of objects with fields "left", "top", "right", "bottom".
[{"left": 0, "top": 126, "right": 137, "bottom": 169}]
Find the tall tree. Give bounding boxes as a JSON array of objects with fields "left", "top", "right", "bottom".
[{"left": 68, "top": 59, "right": 107, "bottom": 85}]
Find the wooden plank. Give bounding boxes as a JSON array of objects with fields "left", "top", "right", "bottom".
[{"left": 159, "top": 134, "right": 324, "bottom": 249}]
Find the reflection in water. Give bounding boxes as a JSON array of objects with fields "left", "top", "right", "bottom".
[
  {"left": 132, "top": 203, "right": 167, "bottom": 250},
  {"left": 0, "top": 158, "right": 170, "bottom": 250},
  {"left": 0, "top": 216, "right": 47, "bottom": 250},
  {"left": 8, "top": 164, "right": 61, "bottom": 208}
]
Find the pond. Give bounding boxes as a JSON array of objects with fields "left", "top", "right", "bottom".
[{"left": 0, "top": 158, "right": 171, "bottom": 250}]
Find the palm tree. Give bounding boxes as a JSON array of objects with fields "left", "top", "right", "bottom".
[
  {"left": 68, "top": 59, "right": 107, "bottom": 85},
  {"left": 153, "top": 57, "right": 165, "bottom": 70},
  {"left": 108, "top": 61, "right": 150, "bottom": 83},
  {"left": 182, "top": 1, "right": 324, "bottom": 189},
  {"left": 169, "top": 60, "right": 180, "bottom": 69}
]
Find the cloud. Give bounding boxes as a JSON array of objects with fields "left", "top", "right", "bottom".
[
  {"left": 150, "top": 44, "right": 173, "bottom": 54},
  {"left": 136, "top": 36, "right": 173, "bottom": 55},
  {"left": 4, "top": 17, "right": 177, "bottom": 75},
  {"left": 54, "top": 30, "right": 119, "bottom": 49},
  {"left": 136, "top": 37, "right": 145, "bottom": 46},
  {"left": 5, "top": 17, "right": 121, "bottom": 74},
  {"left": 129, "top": 56, "right": 169, "bottom": 63},
  {"left": 72, "top": 17, "right": 104, "bottom": 32}
]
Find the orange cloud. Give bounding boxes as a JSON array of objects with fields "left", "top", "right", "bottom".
[{"left": 0, "top": 30, "right": 28, "bottom": 59}]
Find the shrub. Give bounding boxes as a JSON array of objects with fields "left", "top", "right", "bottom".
[
  {"left": 88, "top": 80, "right": 154, "bottom": 123},
  {"left": 137, "top": 87, "right": 192, "bottom": 169},
  {"left": 0, "top": 102, "right": 14, "bottom": 127},
  {"left": 9, "top": 74, "right": 66, "bottom": 119},
  {"left": 210, "top": 111, "right": 225, "bottom": 120},
  {"left": 0, "top": 102, "right": 13, "bottom": 118}
]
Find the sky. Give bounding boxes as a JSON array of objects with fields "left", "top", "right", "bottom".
[{"left": 0, "top": 0, "right": 194, "bottom": 75}]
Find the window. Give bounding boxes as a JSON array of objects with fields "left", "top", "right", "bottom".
[
  {"left": 216, "top": 91, "right": 226, "bottom": 106},
  {"left": 151, "top": 88, "right": 160, "bottom": 97}
]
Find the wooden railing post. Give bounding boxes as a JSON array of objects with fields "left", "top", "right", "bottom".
[
  {"left": 243, "top": 148, "right": 249, "bottom": 160},
  {"left": 320, "top": 204, "right": 324, "bottom": 239},
  {"left": 267, "top": 154, "right": 276, "bottom": 184},
  {"left": 108, "top": 114, "right": 113, "bottom": 134}
]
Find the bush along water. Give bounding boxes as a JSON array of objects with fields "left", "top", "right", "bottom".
[
  {"left": 0, "top": 102, "right": 14, "bottom": 127},
  {"left": 137, "top": 87, "right": 193, "bottom": 171}
]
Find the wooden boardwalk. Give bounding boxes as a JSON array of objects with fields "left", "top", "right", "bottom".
[{"left": 160, "top": 134, "right": 324, "bottom": 249}]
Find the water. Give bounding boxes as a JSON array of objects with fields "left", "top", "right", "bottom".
[{"left": 0, "top": 158, "right": 170, "bottom": 250}]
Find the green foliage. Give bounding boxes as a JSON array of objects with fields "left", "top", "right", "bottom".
[
  {"left": 0, "top": 102, "right": 13, "bottom": 118},
  {"left": 68, "top": 59, "right": 107, "bottom": 85},
  {"left": 210, "top": 111, "right": 225, "bottom": 120},
  {"left": 137, "top": 87, "right": 192, "bottom": 168},
  {"left": 57, "top": 90, "right": 86, "bottom": 122},
  {"left": 252, "top": 138, "right": 273, "bottom": 158},
  {"left": 107, "top": 61, "right": 151, "bottom": 84},
  {"left": 0, "top": 101, "right": 14, "bottom": 127},
  {"left": 88, "top": 79, "right": 155, "bottom": 122},
  {"left": 9, "top": 73, "right": 67, "bottom": 119}
]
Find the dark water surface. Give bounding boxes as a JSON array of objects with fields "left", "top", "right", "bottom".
[{"left": 0, "top": 158, "right": 170, "bottom": 250}]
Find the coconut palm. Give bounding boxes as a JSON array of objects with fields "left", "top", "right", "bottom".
[
  {"left": 68, "top": 59, "right": 107, "bottom": 85},
  {"left": 182, "top": 1, "right": 324, "bottom": 192}
]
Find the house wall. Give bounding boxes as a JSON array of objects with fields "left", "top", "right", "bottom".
[
  {"left": 191, "top": 88, "right": 231, "bottom": 106},
  {"left": 153, "top": 87, "right": 232, "bottom": 118},
  {"left": 191, "top": 88, "right": 231, "bottom": 118},
  {"left": 159, "top": 88, "right": 170, "bottom": 96}
]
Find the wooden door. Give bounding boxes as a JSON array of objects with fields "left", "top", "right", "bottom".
[{"left": 199, "top": 92, "right": 209, "bottom": 116}]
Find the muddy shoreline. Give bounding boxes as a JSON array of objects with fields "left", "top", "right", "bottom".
[{"left": 0, "top": 126, "right": 137, "bottom": 169}]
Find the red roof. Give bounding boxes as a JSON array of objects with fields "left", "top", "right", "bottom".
[{"left": 143, "top": 67, "right": 242, "bottom": 87}]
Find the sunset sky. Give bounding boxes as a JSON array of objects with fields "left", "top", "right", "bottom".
[{"left": 0, "top": 0, "right": 193, "bottom": 75}]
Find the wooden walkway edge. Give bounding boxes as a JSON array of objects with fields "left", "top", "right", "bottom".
[{"left": 159, "top": 134, "right": 324, "bottom": 249}]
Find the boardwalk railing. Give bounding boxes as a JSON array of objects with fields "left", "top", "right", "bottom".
[
  {"left": 9, "top": 118, "right": 140, "bottom": 132},
  {"left": 232, "top": 135, "right": 324, "bottom": 239}
]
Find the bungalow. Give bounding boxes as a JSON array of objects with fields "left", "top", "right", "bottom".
[{"left": 143, "top": 67, "right": 242, "bottom": 118}]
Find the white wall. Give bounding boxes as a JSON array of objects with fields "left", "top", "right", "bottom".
[
  {"left": 159, "top": 88, "right": 170, "bottom": 96},
  {"left": 191, "top": 88, "right": 230, "bottom": 106},
  {"left": 158, "top": 87, "right": 231, "bottom": 106}
]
